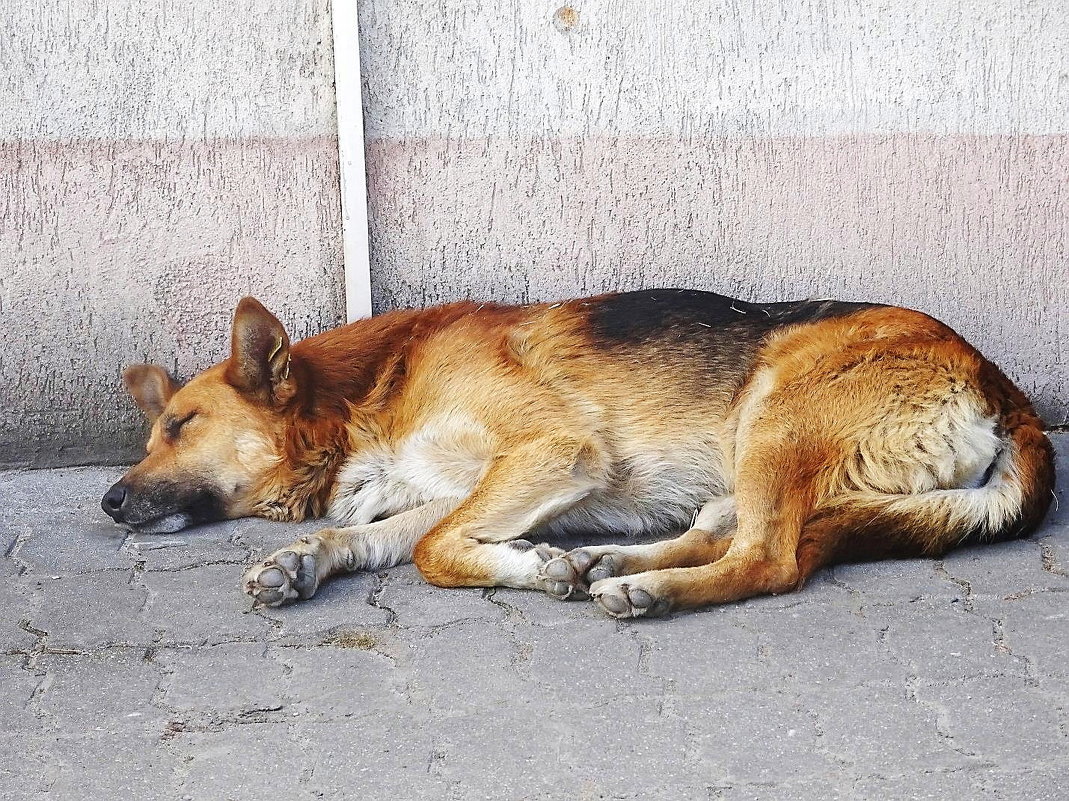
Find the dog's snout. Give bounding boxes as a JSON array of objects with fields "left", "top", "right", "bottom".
[{"left": 101, "top": 482, "right": 129, "bottom": 520}]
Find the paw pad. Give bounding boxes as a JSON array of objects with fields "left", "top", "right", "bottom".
[
  {"left": 589, "top": 579, "right": 670, "bottom": 619},
  {"left": 243, "top": 548, "right": 318, "bottom": 608},
  {"left": 536, "top": 549, "right": 595, "bottom": 601}
]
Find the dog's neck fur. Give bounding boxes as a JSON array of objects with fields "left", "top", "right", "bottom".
[
  {"left": 253, "top": 303, "right": 483, "bottom": 521},
  {"left": 254, "top": 420, "right": 348, "bottom": 521}
]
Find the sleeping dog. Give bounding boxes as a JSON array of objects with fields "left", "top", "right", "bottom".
[{"left": 101, "top": 290, "right": 1054, "bottom": 618}]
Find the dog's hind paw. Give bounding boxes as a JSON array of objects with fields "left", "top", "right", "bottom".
[
  {"left": 244, "top": 546, "right": 319, "bottom": 607},
  {"left": 589, "top": 576, "right": 672, "bottom": 619}
]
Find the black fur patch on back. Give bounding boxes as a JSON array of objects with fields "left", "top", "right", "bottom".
[{"left": 587, "top": 289, "right": 878, "bottom": 347}]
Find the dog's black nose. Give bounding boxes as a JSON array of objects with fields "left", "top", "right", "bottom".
[{"left": 101, "top": 483, "right": 129, "bottom": 520}]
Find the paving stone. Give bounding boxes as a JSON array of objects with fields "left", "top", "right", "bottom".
[
  {"left": 1035, "top": 522, "right": 1069, "bottom": 585},
  {"left": 296, "top": 713, "right": 446, "bottom": 799},
  {"left": 0, "top": 654, "right": 46, "bottom": 732},
  {"left": 0, "top": 578, "right": 42, "bottom": 653},
  {"left": 0, "top": 729, "right": 179, "bottom": 801},
  {"left": 140, "top": 564, "right": 270, "bottom": 644},
  {"left": 298, "top": 701, "right": 696, "bottom": 801},
  {"left": 434, "top": 699, "right": 693, "bottom": 800},
  {"left": 32, "top": 650, "right": 168, "bottom": 737},
  {"left": 2, "top": 467, "right": 133, "bottom": 574},
  {"left": 831, "top": 558, "right": 962, "bottom": 601},
  {"left": 742, "top": 597, "right": 907, "bottom": 690},
  {"left": 707, "top": 777, "right": 856, "bottom": 801},
  {"left": 123, "top": 527, "right": 248, "bottom": 572},
  {"left": 639, "top": 603, "right": 896, "bottom": 694},
  {"left": 808, "top": 681, "right": 972, "bottom": 776},
  {"left": 521, "top": 619, "right": 664, "bottom": 705},
  {"left": 14, "top": 514, "right": 130, "bottom": 575},
  {"left": 229, "top": 516, "right": 329, "bottom": 557},
  {"left": 0, "top": 520, "right": 26, "bottom": 578},
  {"left": 255, "top": 570, "right": 392, "bottom": 635},
  {"left": 487, "top": 585, "right": 609, "bottom": 627},
  {"left": 26, "top": 569, "right": 151, "bottom": 649},
  {"left": 0, "top": 555, "right": 21, "bottom": 579},
  {"left": 998, "top": 590, "right": 1069, "bottom": 679},
  {"left": 550, "top": 698, "right": 694, "bottom": 795},
  {"left": 0, "top": 731, "right": 59, "bottom": 801},
  {"left": 403, "top": 621, "right": 535, "bottom": 716},
  {"left": 276, "top": 642, "right": 401, "bottom": 718},
  {"left": 159, "top": 641, "right": 288, "bottom": 715},
  {"left": 942, "top": 539, "right": 1069, "bottom": 602},
  {"left": 970, "top": 766, "right": 1069, "bottom": 800},
  {"left": 852, "top": 768, "right": 993, "bottom": 800},
  {"left": 640, "top": 611, "right": 767, "bottom": 689},
  {"left": 0, "top": 467, "right": 117, "bottom": 520},
  {"left": 682, "top": 690, "right": 842, "bottom": 786},
  {"left": 376, "top": 563, "right": 508, "bottom": 628},
  {"left": 870, "top": 597, "right": 1026, "bottom": 682},
  {"left": 169, "top": 725, "right": 316, "bottom": 801},
  {"left": 915, "top": 679, "right": 1069, "bottom": 767}
]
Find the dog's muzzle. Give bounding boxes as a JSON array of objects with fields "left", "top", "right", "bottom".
[{"left": 100, "top": 478, "right": 224, "bottom": 532}]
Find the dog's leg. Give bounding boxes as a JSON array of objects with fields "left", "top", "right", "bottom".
[
  {"left": 411, "top": 436, "right": 605, "bottom": 592},
  {"left": 244, "top": 497, "right": 460, "bottom": 607},
  {"left": 587, "top": 430, "right": 818, "bottom": 618},
  {"left": 538, "top": 497, "right": 737, "bottom": 599}
]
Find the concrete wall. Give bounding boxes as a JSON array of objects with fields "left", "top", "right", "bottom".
[
  {"left": 2, "top": 1, "right": 1066, "bottom": 468},
  {"left": 0, "top": 1, "right": 345, "bottom": 467},
  {"left": 359, "top": 0, "right": 1068, "bottom": 426}
]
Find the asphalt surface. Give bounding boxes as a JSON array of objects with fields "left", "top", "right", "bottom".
[{"left": 1, "top": 435, "right": 1067, "bottom": 800}]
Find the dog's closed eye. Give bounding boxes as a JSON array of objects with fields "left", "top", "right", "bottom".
[{"left": 164, "top": 411, "right": 197, "bottom": 441}]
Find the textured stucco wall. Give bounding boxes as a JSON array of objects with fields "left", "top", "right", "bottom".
[
  {"left": 0, "top": 2, "right": 345, "bottom": 467},
  {"left": 3, "top": 1, "right": 1067, "bottom": 468},
  {"left": 358, "top": 1, "right": 1069, "bottom": 425}
]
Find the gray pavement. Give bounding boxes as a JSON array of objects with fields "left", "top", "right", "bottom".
[{"left": 1, "top": 436, "right": 1068, "bottom": 800}]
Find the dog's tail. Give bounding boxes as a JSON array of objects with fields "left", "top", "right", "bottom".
[{"left": 794, "top": 404, "right": 1055, "bottom": 585}]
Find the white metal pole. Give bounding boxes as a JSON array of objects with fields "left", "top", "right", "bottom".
[{"left": 331, "top": 0, "right": 373, "bottom": 322}]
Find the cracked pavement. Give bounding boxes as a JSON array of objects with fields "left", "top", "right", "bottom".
[{"left": 1, "top": 435, "right": 1067, "bottom": 800}]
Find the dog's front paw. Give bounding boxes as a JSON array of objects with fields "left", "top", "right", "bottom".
[
  {"left": 244, "top": 547, "right": 319, "bottom": 608},
  {"left": 538, "top": 548, "right": 595, "bottom": 600},
  {"left": 526, "top": 543, "right": 590, "bottom": 600},
  {"left": 589, "top": 576, "right": 671, "bottom": 619}
]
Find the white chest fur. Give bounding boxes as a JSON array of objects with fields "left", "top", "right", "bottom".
[{"left": 327, "top": 416, "right": 491, "bottom": 525}]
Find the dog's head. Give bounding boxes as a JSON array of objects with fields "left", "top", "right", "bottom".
[{"left": 102, "top": 297, "right": 299, "bottom": 533}]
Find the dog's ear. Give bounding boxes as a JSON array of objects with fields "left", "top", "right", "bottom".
[
  {"left": 226, "top": 296, "right": 295, "bottom": 403},
  {"left": 123, "top": 364, "right": 181, "bottom": 423}
]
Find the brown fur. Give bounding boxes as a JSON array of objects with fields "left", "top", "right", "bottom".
[{"left": 105, "top": 291, "right": 1055, "bottom": 618}]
